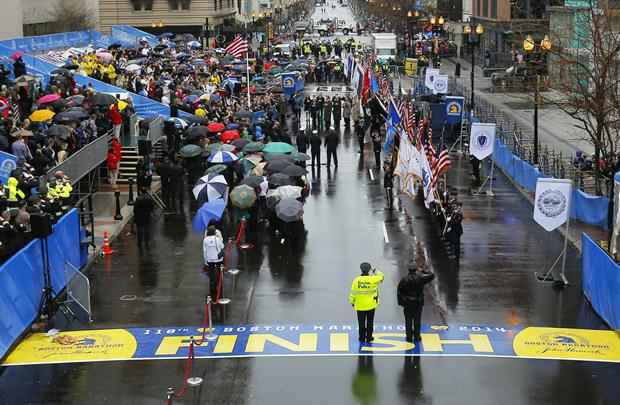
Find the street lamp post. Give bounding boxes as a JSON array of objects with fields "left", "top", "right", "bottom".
[
  {"left": 463, "top": 23, "right": 484, "bottom": 113},
  {"left": 523, "top": 34, "right": 552, "bottom": 165}
]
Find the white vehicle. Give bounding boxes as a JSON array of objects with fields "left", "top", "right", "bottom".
[
  {"left": 336, "top": 19, "right": 354, "bottom": 35},
  {"left": 274, "top": 43, "right": 292, "bottom": 57},
  {"left": 315, "top": 24, "right": 329, "bottom": 36},
  {"left": 371, "top": 33, "right": 397, "bottom": 62}
]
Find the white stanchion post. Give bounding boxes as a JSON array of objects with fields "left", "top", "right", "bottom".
[
  {"left": 217, "top": 266, "right": 231, "bottom": 305},
  {"left": 186, "top": 340, "right": 203, "bottom": 387},
  {"left": 206, "top": 296, "right": 218, "bottom": 341}
]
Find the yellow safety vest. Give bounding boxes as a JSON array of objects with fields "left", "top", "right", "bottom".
[
  {"left": 7, "top": 177, "right": 24, "bottom": 202},
  {"left": 58, "top": 182, "right": 72, "bottom": 198},
  {"left": 349, "top": 271, "right": 384, "bottom": 311}
]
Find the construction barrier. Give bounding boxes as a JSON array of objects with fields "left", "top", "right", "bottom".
[{"left": 0, "top": 209, "right": 84, "bottom": 361}]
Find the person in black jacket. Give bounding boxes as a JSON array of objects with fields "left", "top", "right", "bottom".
[
  {"left": 296, "top": 128, "right": 308, "bottom": 154},
  {"left": 133, "top": 188, "right": 155, "bottom": 250},
  {"left": 397, "top": 245, "right": 435, "bottom": 342},
  {"left": 310, "top": 130, "right": 322, "bottom": 169},
  {"left": 324, "top": 127, "right": 339, "bottom": 169}
]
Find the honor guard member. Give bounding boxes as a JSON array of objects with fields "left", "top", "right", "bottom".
[{"left": 349, "top": 262, "right": 384, "bottom": 343}]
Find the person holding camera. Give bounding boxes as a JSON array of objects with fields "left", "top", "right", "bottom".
[
  {"left": 397, "top": 244, "right": 435, "bottom": 342},
  {"left": 203, "top": 225, "right": 225, "bottom": 301},
  {"left": 349, "top": 262, "right": 384, "bottom": 343}
]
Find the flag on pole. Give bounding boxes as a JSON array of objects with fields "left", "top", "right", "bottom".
[
  {"left": 225, "top": 36, "right": 249, "bottom": 58},
  {"left": 388, "top": 97, "right": 401, "bottom": 126},
  {"left": 431, "top": 144, "right": 452, "bottom": 188}
]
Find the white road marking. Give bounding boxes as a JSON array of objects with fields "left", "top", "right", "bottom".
[
  {"left": 382, "top": 222, "right": 389, "bottom": 244},
  {"left": 368, "top": 169, "right": 374, "bottom": 181}
]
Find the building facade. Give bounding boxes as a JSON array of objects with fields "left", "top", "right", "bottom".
[
  {"left": 98, "top": 0, "right": 237, "bottom": 37},
  {"left": 0, "top": 0, "right": 24, "bottom": 40}
]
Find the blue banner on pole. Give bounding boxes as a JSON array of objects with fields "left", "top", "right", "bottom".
[
  {"left": 282, "top": 73, "right": 296, "bottom": 98},
  {"left": 0, "top": 151, "right": 17, "bottom": 186},
  {"left": 445, "top": 96, "right": 464, "bottom": 125}
]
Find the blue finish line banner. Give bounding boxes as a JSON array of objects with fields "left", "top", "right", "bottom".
[{"left": 5, "top": 323, "right": 620, "bottom": 366}]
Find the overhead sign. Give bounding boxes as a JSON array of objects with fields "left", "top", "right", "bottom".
[
  {"left": 0, "top": 151, "right": 17, "bottom": 185},
  {"left": 445, "top": 96, "right": 464, "bottom": 125},
  {"left": 5, "top": 323, "right": 620, "bottom": 366},
  {"left": 533, "top": 178, "right": 572, "bottom": 232},
  {"left": 469, "top": 123, "right": 496, "bottom": 160},
  {"left": 424, "top": 68, "right": 440, "bottom": 90},
  {"left": 404, "top": 58, "right": 418, "bottom": 76},
  {"left": 433, "top": 74, "right": 449, "bottom": 94}
]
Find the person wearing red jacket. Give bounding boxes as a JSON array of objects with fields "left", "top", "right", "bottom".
[
  {"left": 109, "top": 103, "right": 123, "bottom": 139},
  {"left": 107, "top": 146, "right": 120, "bottom": 188},
  {"left": 111, "top": 136, "right": 122, "bottom": 160}
]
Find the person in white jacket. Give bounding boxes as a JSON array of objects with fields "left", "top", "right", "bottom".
[{"left": 203, "top": 225, "right": 224, "bottom": 300}]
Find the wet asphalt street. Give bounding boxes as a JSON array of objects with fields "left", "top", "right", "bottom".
[{"left": 2, "top": 117, "right": 620, "bottom": 404}]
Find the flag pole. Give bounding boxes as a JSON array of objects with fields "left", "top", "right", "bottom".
[{"left": 245, "top": 23, "right": 251, "bottom": 110}]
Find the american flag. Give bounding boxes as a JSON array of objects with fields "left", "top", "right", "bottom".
[
  {"left": 414, "top": 118, "right": 425, "bottom": 151},
  {"left": 225, "top": 36, "right": 248, "bottom": 58},
  {"left": 425, "top": 126, "right": 436, "bottom": 167},
  {"left": 378, "top": 73, "right": 391, "bottom": 98},
  {"left": 431, "top": 145, "right": 452, "bottom": 188}
]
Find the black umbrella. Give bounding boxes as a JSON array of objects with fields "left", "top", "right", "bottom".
[
  {"left": 234, "top": 110, "right": 253, "bottom": 119},
  {"left": 55, "top": 110, "right": 88, "bottom": 123},
  {"left": 275, "top": 198, "right": 304, "bottom": 222},
  {"left": 240, "top": 175, "right": 263, "bottom": 188},
  {"left": 291, "top": 152, "right": 310, "bottom": 162},
  {"left": 65, "top": 95, "right": 85, "bottom": 106},
  {"left": 282, "top": 164, "right": 307, "bottom": 177},
  {"left": 232, "top": 138, "right": 250, "bottom": 150},
  {"left": 61, "top": 63, "right": 79, "bottom": 70},
  {"left": 51, "top": 68, "right": 71, "bottom": 76},
  {"left": 127, "top": 58, "right": 146, "bottom": 65},
  {"left": 90, "top": 93, "right": 117, "bottom": 106},
  {"left": 173, "top": 34, "right": 185, "bottom": 42},
  {"left": 183, "top": 33, "right": 197, "bottom": 41},
  {"left": 185, "top": 126, "right": 209, "bottom": 140},
  {"left": 47, "top": 125, "right": 71, "bottom": 138},
  {"left": 268, "top": 173, "right": 293, "bottom": 187},
  {"left": 243, "top": 142, "right": 264, "bottom": 153},
  {"left": 154, "top": 44, "right": 168, "bottom": 52},
  {"left": 266, "top": 159, "right": 291, "bottom": 173}
]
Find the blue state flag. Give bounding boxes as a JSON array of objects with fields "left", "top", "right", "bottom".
[
  {"left": 371, "top": 73, "right": 380, "bottom": 94},
  {"left": 388, "top": 97, "right": 401, "bottom": 126},
  {"left": 383, "top": 124, "right": 396, "bottom": 152},
  {"left": 445, "top": 96, "right": 464, "bottom": 125}
]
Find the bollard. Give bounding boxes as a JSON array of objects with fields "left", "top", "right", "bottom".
[
  {"left": 127, "top": 177, "right": 135, "bottom": 206},
  {"left": 217, "top": 265, "right": 231, "bottom": 305},
  {"left": 166, "top": 387, "right": 175, "bottom": 405},
  {"left": 114, "top": 191, "right": 123, "bottom": 220},
  {"left": 238, "top": 218, "right": 254, "bottom": 249},
  {"left": 205, "top": 296, "right": 218, "bottom": 341},
  {"left": 186, "top": 340, "right": 203, "bottom": 387}
]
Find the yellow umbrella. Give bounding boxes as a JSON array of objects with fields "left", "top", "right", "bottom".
[
  {"left": 117, "top": 100, "right": 128, "bottom": 111},
  {"left": 29, "top": 110, "right": 55, "bottom": 122}
]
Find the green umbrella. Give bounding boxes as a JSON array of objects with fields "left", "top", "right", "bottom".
[
  {"left": 180, "top": 144, "right": 203, "bottom": 158},
  {"left": 239, "top": 158, "right": 257, "bottom": 174},
  {"left": 263, "top": 153, "right": 294, "bottom": 162},
  {"left": 263, "top": 142, "right": 295, "bottom": 154},
  {"left": 243, "top": 142, "right": 265, "bottom": 153},
  {"left": 269, "top": 67, "right": 283, "bottom": 75},
  {"left": 205, "top": 164, "right": 228, "bottom": 175},
  {"left": 230, "top": 184, "right": 257, "bottom": 209}
]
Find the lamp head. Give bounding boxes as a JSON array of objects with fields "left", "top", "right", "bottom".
[
  {"left": 430, "top": 16, "right": 436, "bottom": 25},
  {"left": 541, "top": 35, "right": 552, "bottom": 51},
  {"left": 523, "top": 34, "right": 535, "bottom": 52},
  {"left": 475, "top": 24, "right": 484, "bottom": 34},
  {"left": 438, "top": 16, "right": 445, "bottom": 25},
  {"left": 463, "top": 25, "right": 471, "bottom": 34}
]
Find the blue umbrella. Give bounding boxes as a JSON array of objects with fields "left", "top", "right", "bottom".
[
  {"left": 188, "top": 41, "right": 202, "bottom": 48},
  {"left": 192, "top": 200, "right": 226, "bottom": 233},
  {"left": 159, "top": 32, "right": 174, "bottom": 38},
  {"left": 226, "top": 123, "right": 240, "bottom": 130}
]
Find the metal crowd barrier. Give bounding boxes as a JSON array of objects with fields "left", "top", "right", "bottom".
[
  {"left": 147, "top": 116, "right": 165, "bottom": 145},
  {"left": 47, "top": 131, "right": 113, "bottom": 185}
]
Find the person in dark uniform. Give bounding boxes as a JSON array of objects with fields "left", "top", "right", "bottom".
[
  {"left": 169, "top": 158, "right": 185, "bottom": 212},
  {"left": 397, "top": 245, "right": 435, "bottom": 342},
  {"left": 372, "top": 133, "right": 382, "bottom": 169},
  {"left": 310, "top": 130, "right": 322, "bottom": 169},
  {"left": 383, "top": 164, "right": 394, "bottom": 209},
  {"left": 323, "top": 96, "right": 332, "bottom": 131},
  {"left": 470, "top": 156, "right": 481, "bottom": 186},
  {"left": 446, "top": 202, "right": 464, "bottom": 260},
  {"left": 332, "top": 97, "right": 342, "bottom": 130},
  {"left": 296, "top": 128, "right": 309, "bottom": 154},
  {"left": 355, "top": 119, "right": 365, "bottom": 154},
  {"left": 133, "top": 188, "right": 155, "bottom": 249},
  {"left": 310, "top": 96, "right": 319, "bottom": 129},
  {"left": 316, "top": 94, "right": 325, "bottom": 131},
  {"left": 156, "top": 157, "right": 172, "bottom": 211},
  {"left": 324, "top": 127, "right": 339, "bottom": 169}
]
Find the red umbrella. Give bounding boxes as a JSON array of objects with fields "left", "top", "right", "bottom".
[
  {"left": 10, "top": 51, "right": 23, "bottom": 61},
  {"left": 37, "top": 94, "right": 62, "bottom": 105},
  {"left": 220, "top": 130, "right": 240, "bottom": 143},
  {"left": 207, "top": 122, "right": 225, "bottom": 133}
]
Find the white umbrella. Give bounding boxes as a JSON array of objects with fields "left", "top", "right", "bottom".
[
  {"left": 125, "top": 64, "right": 141, "bottom": 73},
  {"left": 275, "top": 185, "right": 302, "bottom": 199},
  {"left": 192, "top": 174, "right": 228, "bottom": 203}
]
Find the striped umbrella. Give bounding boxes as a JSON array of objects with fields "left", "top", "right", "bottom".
[
  {"left": 208, "top": 150, "right": 239, "bottom": 164},
  {"left": 192, "top": 174, "right": 228, "bottom": 203}
]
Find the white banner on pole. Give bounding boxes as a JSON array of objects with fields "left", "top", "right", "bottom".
[
  {"left": 533, "top": 178, "right": 572, "bottom": 232},
  {"left": 433, "top": 74, "right": 449, "bottom": 94},
  {"left": 469, "top": 123, "right": 496, "bottom": 160},
  {"left": 425, "top": 68, "right": 440, "bottom": 90}
]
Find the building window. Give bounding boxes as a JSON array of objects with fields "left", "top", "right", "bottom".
[
  {"left": 482, "top": 0, "right": 488, "bottom": 17},
  {"left": 130, "top": 0, "right": 153, "bottom": 11},
  {"left": 476, "top": 0, "right": 481, "bottom": 16},
  {"left": 491, "top": 0, "right": 496, "bottom": 19},
  {"left": 168, "top": 0, "right": 191, "bottom": 10}
]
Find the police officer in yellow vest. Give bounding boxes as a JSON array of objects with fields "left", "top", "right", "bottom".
[
  {"left": 349, "top": 262, "right": 384, "bottom": 343},
  {"left": 7, "top": 176, "right": 25, "bottom": 205}
]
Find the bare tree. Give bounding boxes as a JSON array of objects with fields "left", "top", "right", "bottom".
[
  {"left": 550, "top": 0, "right": 620, "bottom": 194},
  {"left": 49, "top": 0, "right": 96, "bottom": 32}
]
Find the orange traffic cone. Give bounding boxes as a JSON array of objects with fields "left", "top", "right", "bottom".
[{"left": 102, "top": 232, "right": 113, "bottom": 255}]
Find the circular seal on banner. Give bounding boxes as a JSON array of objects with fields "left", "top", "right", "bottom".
[
  {"left": 536, "top": 189, "right": 567, "bottom": 218},
  {"left": 434, "top": 80, "right": 447, "bottom": 92},
  {"left": 283, "top": 77, "right": 294, "bottom": 88},
  {"left": 447, "top": 101, "right": 461, "bottom": 115}
]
